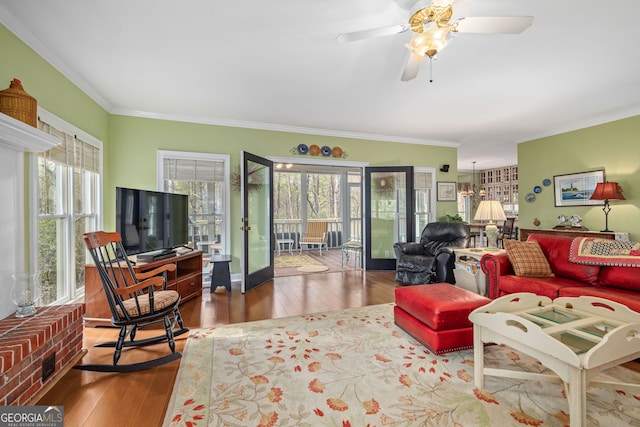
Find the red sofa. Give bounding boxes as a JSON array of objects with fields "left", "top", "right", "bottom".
[{"left": 480, "top": 233, "right": 640, "bottom": 312}]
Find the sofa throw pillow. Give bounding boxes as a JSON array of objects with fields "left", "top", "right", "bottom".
[{"left": 504, "top": 239, "right": 555, "bottom": 277}]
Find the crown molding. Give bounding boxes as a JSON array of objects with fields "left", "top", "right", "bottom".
[
  {"left": 111, "top": 108, "right": 460, "bottom": 148},
  {"left": 512, "top": 105, "right": 640, "bottom": 144}
]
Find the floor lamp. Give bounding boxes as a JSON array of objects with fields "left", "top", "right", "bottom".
[
  {"left": 474, "top": 200, "right": 507, "bottom": 250},
  {"left": 589, "top": 182, "right": 625, "bottom": 232}
]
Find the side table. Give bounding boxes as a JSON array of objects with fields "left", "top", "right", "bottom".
[
  {"left": 276, "top": 238, "right": 294, "bottom": 255},
  {"left": 341, "top": 241, "right": 362, "bottom": 269},
  {"left": 452, "top": 247, "right": 505, "bottom": 296},
  {"left": 210, "top": 254, "right": 232, "bottom": 292}
]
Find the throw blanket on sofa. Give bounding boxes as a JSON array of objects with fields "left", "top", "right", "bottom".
[{"left": 569, "top": 237, "right": 640, "bottom": 267}]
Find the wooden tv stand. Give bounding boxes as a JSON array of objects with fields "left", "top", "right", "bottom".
[{"left": 84, "top": 250, "right": 203, "bottom": 326}]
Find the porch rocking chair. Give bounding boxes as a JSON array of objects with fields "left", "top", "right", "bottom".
[{"left": 75, "top": 231, "right": 189, "bottom": 373}]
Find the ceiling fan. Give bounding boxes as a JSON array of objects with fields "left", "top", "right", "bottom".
[{"left": 336, "top": 0, "right": 533, "bottom": 81}]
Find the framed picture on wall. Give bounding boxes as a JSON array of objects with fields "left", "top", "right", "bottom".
[
  {"left": 553, "top": 170, "right": 604, "bottom": 207},
  {"left": 437, "top": 181, "right": 457, "bottom": 201}
]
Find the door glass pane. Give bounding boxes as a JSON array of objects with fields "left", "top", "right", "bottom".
[
  {"left": 247, "top": 160, "right": 271, "bottom": 273},
  {"left": 348, "top": 175, "right": 362, "bottom": 242},
  {"left": 369, "top": 172, "right": 407, "bottom": 259}
]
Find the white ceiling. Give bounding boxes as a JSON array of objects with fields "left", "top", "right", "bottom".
[{"left": 2, "top": 0, "right": 640, "bottom": 171}]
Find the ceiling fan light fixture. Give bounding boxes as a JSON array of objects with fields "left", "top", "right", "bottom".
[
  {"left": 405, "top": 26, "right": 451, "bottom": 58},
  {"left": 337, "top": 2, "right": 533, "bottom": 82}
]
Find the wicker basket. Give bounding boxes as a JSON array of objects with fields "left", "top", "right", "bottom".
[{"left": 0, "top": 78, "right": 37, "bottom": 127}]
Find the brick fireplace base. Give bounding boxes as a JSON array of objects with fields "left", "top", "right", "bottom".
[{"left": 0, "top": 304, "right": 85, "bottom": 405}]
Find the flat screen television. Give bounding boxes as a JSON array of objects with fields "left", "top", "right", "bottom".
[{"left": 115, "top": 187, "right": 189, "bottom": 256}]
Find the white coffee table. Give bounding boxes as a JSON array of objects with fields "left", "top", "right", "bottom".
[{"left": 470, "top": 293, "right": 640, "bottom": 427}]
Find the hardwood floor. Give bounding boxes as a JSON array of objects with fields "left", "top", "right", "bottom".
[{"left": 37, "top": 269, "right": 398, "bottom": 427}]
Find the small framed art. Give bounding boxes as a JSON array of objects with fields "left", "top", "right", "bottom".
[{"left": 437, "top": 181, "right": 457, "bottom": 201}]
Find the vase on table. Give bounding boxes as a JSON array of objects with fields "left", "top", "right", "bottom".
[{"left": 10, "top": 273, "right": 40, "bottom": 317}]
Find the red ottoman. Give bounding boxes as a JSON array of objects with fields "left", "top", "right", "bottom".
[{"left": 394, "top": 283, "right": 490, "bottom": 354}]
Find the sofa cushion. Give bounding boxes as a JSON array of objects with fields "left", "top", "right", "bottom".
[
  {"left": 504, "top": 239, "right": 554, "bottom": 277},
  {"left": 497, "top": 275, "right": 590, "bottom": 299},
  {"left": 527, "top": 234, "right": 600, "bottom": 284},
  {"left": 598, "top": 266, "right": 640, "bottom": 291},
  {"left": 558, "top": 286, "right": 640, "bottom": 313}
]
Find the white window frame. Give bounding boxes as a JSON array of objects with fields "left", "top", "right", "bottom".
[
  {"left": 157, "top": 150, "right": 231, "bottom": 257},
  {"left": 29, "top": 108, "right": 103, "bottom": 304},
  {"left": 414, "top": 166, "right": 437, "bottom": 240}
]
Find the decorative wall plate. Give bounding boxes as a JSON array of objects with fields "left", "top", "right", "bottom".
[
  {"left": 533, "top": 185, "right": 542, "bottom": 193},
  {"left": 309, "top": 144, "right": 320, "bottom": 156},
  {"left": 542, "top": 178, "right": 551, "bottom": 186},
  {"left": 321, "top": 145, "right": 332, "bottom": 156},
  {"left": 297, "top": 144, "right": 308, "bottom": 155},
  {"left": 525, "top": 193, "right": 536, "bottom": 202},
  {"left": 332, "top": 146, "right": 343, "bottom": 158}
]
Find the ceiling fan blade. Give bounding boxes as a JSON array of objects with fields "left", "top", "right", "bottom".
[
  {"left": 336, "top": 23, "right": 410, "bottom": 43},
  {"left": 454, "top": 16, "right": 533, "bottom": 34},
  {"left": 401, "top": 53, "right": 423, "bottom": 81}
]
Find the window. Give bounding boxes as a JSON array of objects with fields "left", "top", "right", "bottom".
[
  {"left": 33, "top": 111, "right": 102, "bottom": 305},
  {"left": 273, "top": 163, "right": 362, "bottom": 246},
  {"left": 414, "top": 169, "right": 434, "bottom": 238},
  {"left": 157, "top": 151, "right": 230, "bottom": 258}
]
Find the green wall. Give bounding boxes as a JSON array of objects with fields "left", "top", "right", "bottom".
[
  {"left": 518, "top": 115, "right": 640, "bottom": 240},
  {"left": 0, "top": 24, "right": 109, "bottom": 143},
  {"left": 108, "top": 115, "right": 458, "bottom": 272}
]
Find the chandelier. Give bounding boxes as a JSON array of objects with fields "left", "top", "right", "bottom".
[{"left": 461, "top": 161, "right": 485, "bottom": 206}]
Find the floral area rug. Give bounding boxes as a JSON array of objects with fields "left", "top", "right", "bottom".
[{"left": 163, "top": 304, "right": 640, "bottom": 427}]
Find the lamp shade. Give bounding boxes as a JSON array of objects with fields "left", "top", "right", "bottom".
[
  {"left": 474, "top": 200, "right": 507, "bottom": 222},
  {"left": 589, "top": 182, "right": 625, "bottom": 201}
]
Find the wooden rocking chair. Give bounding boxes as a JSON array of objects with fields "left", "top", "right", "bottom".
[{"left": 75, "top": 231, "right": 189, "bottom": 372}]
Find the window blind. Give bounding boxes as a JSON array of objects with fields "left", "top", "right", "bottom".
[
  {"left": 414, "top": 171, "right": 433, "bottom": 190},
  {"left": 163, "top": 158, "right": 225, "bottom": 182},
  {"left": 37, "top": 117, "right": 99, "bottom": 173}
]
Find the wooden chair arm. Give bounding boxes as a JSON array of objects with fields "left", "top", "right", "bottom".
[
  {"left": 113, "top": 276, "right": 165, "bottom": 296},
  {"left": 135, "top": 263, "right": 177, "bottom": 281}
]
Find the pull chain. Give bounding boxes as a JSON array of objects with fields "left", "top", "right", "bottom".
[{"left": 429, "top": 57, "right": 434, "bottom": 83}]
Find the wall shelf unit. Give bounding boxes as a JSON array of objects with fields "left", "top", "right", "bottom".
[
  {"left": 0, "top": 112, "right": 59, "bottom": 152},
  {"left": 480, "top": 165, "right": 518, "bottom": 215}
]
